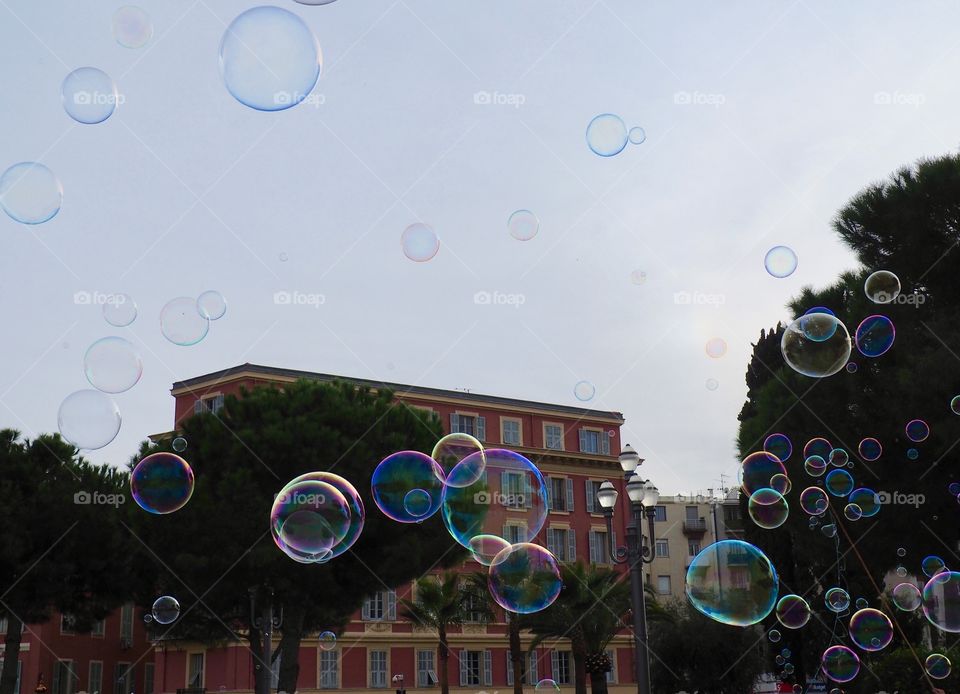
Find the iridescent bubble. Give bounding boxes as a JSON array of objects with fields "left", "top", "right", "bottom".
[
  {"left": 57, "top": 389, "right": 121, "bottom": 450},
  {"left": 586, "top": 114, "right": 628, "bottom": 157},
  {"left": 847, "top": 488, "right": 880, "bottom": 517},
  {"left": 828, "top": 448, "right": 849, "bottom": 467},
  {"left": 905, "top": 419, "right": 930, "bottom": 442},
  {"left": 61, "top": 67, "right": 118, "bottom": 124},
  {"left": 219, "top": 6, "right": 322, "bottom": 111},
  {"left": 769, "top": 473, "right": 791, "bottom": 495},
  {"left": 846, "top": 361, "right": 858, "bottom": 373},
  {"left": 270, "top": 479, "right": 351, "bottom": 562},
  {"left": 468, "top": 534, "right": 511, "bottom": 566},
  {"left": 923, "top": 571, "right": 960, "bottom": 632},
  {"left": 764, "top": 246, "right": 798, "bottom": 278},
  {"left": 784, "top": 664, "right": 795, "bottom": 676},
  {"left": 319, "top": 631, "right": 336, "bottom": 651},
  {"left": 628, "top": 126, "right": 646, "bottom": 145},
  {"left": 574, "top": 380, "right": 596, "bottom": 401},
  {"left": 897, "top": 547, "right": 907, "bottom": 557},
  {"left": 740, "top": 451, "right": 787, "bottom": 496},
  {"left": 849, "top": 608, "right": 893, "bottom": 651},
  {"left": 705, "top": 378, "right": 719, "bottom": 391},
  {"left": 821, "top": 523, "right": 837, "bottom": 538},
  {"left": 172, "top": 437, "right": 187, "bottom": 453},
  {"left": 843, "top": 503, "right": 862, "bottom": 521},
  {"left": 488, "top": 543, "right": 562, "bottom": 614},
  {"left": 508, "top": 209, "right": 539, "bottom": 241},
  {"left": 0, "top": 162, "right": 62, "bottom": 224},
  {"left": 804, "top": 306, "right": 835, "bottom": 316},
  {"left": 821, "top": 645, "right": 860, "bottom": 683},
  {"left": 857, "top": 438, "right": 882, "bottom": 462},
  {"left": 950, "top": 483, "right": 960, "bottom": 496},
  {"left": 278, "top": 472, "right": 364, "bottom": 562},
  {"left": 768, "top": 629, "right": 782, "bottom": 643},
  {"left": 431, "top": 433, "right": 485, "bottom": 488},
  {"left": 804, "top": 437, "right": 833, "bottom": 460},
  {"left": 196, "top": 290, "right": 227, "bottom": 320},
  {"left": 143, "top": 613, "right": 153, "bottom": 624},
  {"left": 131, "top": 453, "right": 195, "bottom": 515},
  {"left": 855, "top": 315, "right": 895, "bottom": 357},
  {"left": 804, "top": 455, "right": 827, "bottom": 478},
  {"left": 776, "top": 594, "right": 811, "bottom": 629},
  {"left": 160, "top": 297, "right": 210, "bottom": 346},
  {"left": 907, "top": 448, "right": 919, "bottom": 460},
  {"left": 781, "top": 313, "right": 851, "bottom": 378},
  {"left": 402, "top": 488, "right": 432, "bottom": 518},
  {"left": 151, "top": 596, "right": 180, "bottom": 625},
  {"left": 84, "top": 336, "right": 143, "bottom": 393},
  {"left": 442, "top": 449, "right": 548, "bottom": 549},
  {"left": 534, "top": 679, "right": 560, "bottom": 694},
  {"left": 103, "top": 294, "right": 137, "bottom": 327},
  {"left": 685, "top": 540, "right": 778, "bottom": 627},
  {"left": 896, "top": 565, "right": 907, "bottom": 577},
  {"left": 952, "top": 395, "right": 960, "bottom": 415},
  {"left": 922, "top": 555, "right": 947, "bottom": 578},
  {"left": 629, "top": 269, "right": 646, "bottom": 285},
  {"left": 925, "top": 653, "right": 952, "bottom": 680},
  {"left": 799, "top": 487, "right": 829, "bottom": 516},
  {"left": 891, "top": 582, "right": 921, "bottom": 611},
  {"left": 855, "top": 598, "right": 868, "bottom": 610},
  {"left": 705, "top": 337, "right": 727, "bottom": 358},
  {"left": 775, "top": 655, "right": 785, "bottom": 666},
  {"left": 748, "top": 488, "right": 789, "bottom": 530},
  {"left": 825, "top": 587, "right": 850, "bottom": 613},
  {"left": 763, "top": 433, "right": 793, "bottom": 462},
  {"left": 825, "top": 469, "right": 854, "bottom": 497},
  {"left": 112, "top": 6, "right": 153, "bottom": 48},
  {"left": 401, "top": 223, "right": 439, "bottom": 262},
  {"left": 371, "top": 451, "right": 444, "bottom": 523},
  {"left": 864, "top": 270, "right": 900, "bottom": 304}
]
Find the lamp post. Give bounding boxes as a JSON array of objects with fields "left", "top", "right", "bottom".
[{"left": 597, "top": 444, "right": 659, "bottom": 694}]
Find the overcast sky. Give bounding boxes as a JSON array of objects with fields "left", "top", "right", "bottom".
[{"left": 1, "top": 0, "right": 957, "bottom": 494}]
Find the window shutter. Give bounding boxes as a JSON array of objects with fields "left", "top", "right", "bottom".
[
  {"left": 506, "top": 652, "right": 513, "bottom": 686},
  {"left": 568, "top": 530, "right": 576, "bottom": 562},
  {"left": 213, "top": 394, "right": 224, "bottom": 413},
  {"left": 550, "top": 651, "right": 559, "bottom": 680},
  {"left": 529, "top": 652, "right": 538, "bottom": 682},
  {"left": 53, "top": 664, "right": 62, "bottom": 694},
  {"left": 387, "top": 590, "right": 397, "bottom": 620},
  {"left": 589, "top": 532, "right": 597, "bottom": 564},
  {"left": 193, "top": 400, "right": 202, "bottom": 415},
  {"left": 500, "top": 471, "right": 508, "bottom": 500},
  {"left": 578, "top": 429, "right": 587, "bottom": 452},
  {"left": 545, "top": 480, "right": 553, "bottom": 511},
  {"left": 483, "top": 650, "right": 492, "bottom": 686},
  {"left": 524, "top": 475, "right": 533, "bottom": 508},
  {"left": 606, "top": 650, "right": 616, "bottom": 683},
  {"left": 450, "top": 413, "right": 459, "bottom": 433},
  {"left": 459, "top": 652, "right": 467, "bottom": 687},
  {"left": 565, "top": 478, "right": 574, "bottom": 512},
  {"left": 586, "top": 482, "right": 596, "bottom": 513},
  {"left": 546, "top": 528, "right": 555, "bottom": 555},
  {"left": 601, "top": 434, "right": 610, "bottom": 455},
  {"left": 361, "top": 598, "right": 370, "bottom": 621},
  {"left": 477, "top": 417, "right": 486, "bottom": 441}
]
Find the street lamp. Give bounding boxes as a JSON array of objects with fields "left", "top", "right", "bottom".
[{"left": 598, "top": 446, "right": 659, "bottom": 694}]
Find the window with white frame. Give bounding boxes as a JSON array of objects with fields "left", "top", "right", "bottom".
[
  {"left": 501, "top": 418, "right": 521, "bottom": 446},
  {"left": 362, "top": 590, "right": 396, "bottom": 621},
  {"left": 187, "top": 653, "right": 204, "bottom": 689},
  {"left": 653, "top": 505, "right": 667, "bottom": 522},
  {"left": 462, "top": 584, "right": 486, "bottom": 623},
  {"left": 655, "top": 539, "right": 670, "bottom": 558},
  {"left": 501, "top": 471, "right": 528, "bottom": 509},
  {"left": 120, "top": 603, "right": 134, "bottom": 646},
  {"left": 194, "top": 394, "right": 224, "bottom": 415},
  {"left": 550, "top": 651, "right": 572, "bottom": 685},
  {"left": 578, "top": 429, "right": 610, "bottom": 455},
  {"left": 369, "top": 651, "right": 387, "bottom": 688},
  {"left": 502, "top": 523, "right": 525, "bottom": 544},
  {"left": 113, "top": 662, "right": 131, "bottom": 694},
  {"left": 89, "top": 662, "right": 103, "bottom": 694},
  {"left": 589, "top": 529, "right": 611, "bottom": 564},
  {"left": 319, "top": 650, "right": 338, "bottom": 689},
  {"left": 143, "top": 664, "right": 154, "bottom": 694},
  {"left": 585, "top": 480, "right": 604, "bottom": 513},
  {"left": 605, "top": 649, "right": 617, "bottom": 684},
  {"left": 506, "top": 652, "right": 538, "bottom": 685},
  {"left": 458, "top": 650, "right": 491, "bottom": 687},
  {"left": 548, "top": 477, "right": 574, "bottom": 512},
  {"left": 450, "top": 413, "right": 485, "bottom": 441},
  {"left": 688, "top": 541, "right": 701, "bottom": 556},
  {"left": 657, "top": 575, "right": 672, "bottom": 595},
  {"left": 416, "top": 651, "right": 435, "bottom": 687},
  {"left": 91, "top": 618, "right": 105, "bottom": 637},
  {"left": 544, "top": 424, "right": 563, "bottom": 450},
  {"left": 52, "top": 660, "right": 77, "bottom": 694},
  {"left": 546, "top": 527, "right": 575, "bottom": 562}
]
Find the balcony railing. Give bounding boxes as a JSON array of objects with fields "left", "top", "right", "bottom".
[{"left": 683, "top": 518, "right": 708, "bottom": 534}]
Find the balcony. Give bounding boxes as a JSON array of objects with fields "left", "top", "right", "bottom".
[{"left": 683, "top": 518, "right": 708, "bottom": 535}]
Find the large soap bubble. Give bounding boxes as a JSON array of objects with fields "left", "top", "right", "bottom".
[
  {"left": 685, "top": 540, "right": 778, "bottom": 627},
  {"left": 277, "top": 471, "right": 364, "bottom": 561},
  {"left": 57, "top": 390, "right": 121, "bottom": 450},
  {"left": 487, "top": 543, "right": 562, "bottom": 614},
  {"left": 270, "top": 479, "right": 351, "bottom": 562},
  {"left": 131, "top": 453, "right": 195, "bottom": 514},
  {"left": 371, "top": 451, "right": 445, "bottom": 523},
  {"left": 922, "top": 571, "right": 960, "bottom": 633},
  {"left": 781, "top": 313, "right": 851, "bottom": 377}
]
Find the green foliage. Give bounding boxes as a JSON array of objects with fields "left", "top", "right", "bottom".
[{"left": 400, "top": 570, "right": 493, "bottom": 629}]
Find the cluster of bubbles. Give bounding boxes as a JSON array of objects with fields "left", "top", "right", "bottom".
[
  {"left": 161, "top": 291, "right": 227, "bottom": 346},
  {"left": 585, "top": 114, "right": 645, "bottom": 157}
]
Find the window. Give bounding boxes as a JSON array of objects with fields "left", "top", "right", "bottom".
[
  {"left": 502, "top": 524, "right": 525, "bottom": 544},
  {"left": 362, "top": 590, "right": 396, "bottom": 621},
  {"left": 544, "top": 424, "right": 563, "bottom": 450},
  {"left": 60, "top": 614, "right": 75, "bottom": 634},
  {"left": 194, "top": 394, "right": 224, "bottom": 415},
  {"left": 113, "top": 663, "right": 131, "bottom": 694},
  {"left": 589, "top": 530, "right": 611, "bottom": 564},
  {"left": 550, "top": 651, "right": 572, "bottom": 685},
  {"left": 463, "top": 586, "right": 486, "bottom": 623},
  {"left": 120, "top": 603, "right": 134, "bottom": 647},
  {"left": 319, "top": 650, "right": 338, "bottom": 689},
  {"left": 655, "top": 539, "right": 669, "bottom": 558},
  {"left": 187, "top": 653, "right": 204, "bottom": 689},
  {"left": 458, "top": 651, "right": 491, "bottom": 687},
  {"left": 143, "top": 664, "right": 154, "bottom": 694},
  {"left": 450, "top": 413, "right": 486, "bottom": 441},
  {"left": 416, "top": 651, "right": 435, "bottom": 688},
  {"left": 548, "top": 477, "right": 574, "bottom": 512},
  {"left": 685, "top": 505, "right": 699, "bottom": 522},
  {"left": 53, "top": 661, "right": 77, "bottom": 694},
  {"left": 506, "top": 652, "right": 538, "bottom": 686},
  {"left": 369, "top": 650, "right": 387, "bottom": 688},
  {"left": 88, "top": 662, "right": 103, "bottom": 694},
  {"left": 0, "top": 659, "right": 22, "bottom": 694},
  {"left": 0, "top": 616, "right": 6, "bottom": 632},
  {"left": 501, "top": 418, "right": 521, "bottom": 446},
  {"left": 605, "top": 649, "right": 617, "bottom": 684},
  {"left": 501, "top": 471, "right": 529, "bottom": 509},
  {"left": 546, "top": 528, "right": 575, "bottom": 562},
  {"left": 653, "top": 505, "right": 667, "bottom": 522},
  {"left": 657, "top": 575, "right": 672, "bottom": 595},
  {"left": 688, "top": 541, "right": 701, "bottom": 557},
  {"left": 578, "top": 428, "right": 610, "bottom": 455},
  {"left": 91, "top": 618, "right": 105, "bottom": 637},
  {"left": 585, "top": 481, "right": 604, "bottom": 513}
]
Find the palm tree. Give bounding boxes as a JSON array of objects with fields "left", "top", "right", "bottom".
[
  {"left": 462, "top": 572, "right": 527, "bottom": 694},
  {"left": 401, "top": 571, "right": 494, "bottom": 694}
]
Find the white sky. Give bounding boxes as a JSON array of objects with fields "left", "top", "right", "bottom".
[{"left": 1, "top": 0, "right": 958, "bottom": 493}]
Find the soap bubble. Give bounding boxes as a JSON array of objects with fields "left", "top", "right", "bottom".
[
  {"left": 131, "top": 453, "right": 195, "bottom": 515},
  {"left": 84, "top": 337, "right": 143, "bottom": 393},
  {"left": 628, "top": 126, "right": 646, "bottom": 145},
  {"left": 431, "top": 433, "right": 485, "bottom": 488},
  {"left": 685, "top": 540, "right": 778, "bottom": 627},
  {"left": 270, "top": 479, "right": 351, "bottom": 562},
  {"left": 401, "top": 223, "right": 439, "bottom": 262},
  {"left": 820, "top": 645, "right": 860, "bottom": 683},
  {"left": 825, "top": 587, "right": 850, "bottom": 613},
  {"left": 855, "top": 315, "right": 895, "bottom": 357},
  {"left": 764, "top": 246, "right": 798, "bottom": 278},
  {"left": 763, "top": 433, "right": 793, "bottom": 462},
  {"left": 196, "top": 291, "right": 227, "bottom": 320},
  {"left": 574, "top": 380, "right": 596, "bottom": 401},
  {"left": 319, "top": 631, "right": 337, "bottom": 650},
  {"left": 922, "top": 571, "right": 960, "bottom": 633},
  {"left": 277, "top": 472, "right": 364, "bottom": 561},
  {"left": 172, "top": 437, "right": 188, "bottom": 453},
  {"left": 864, "top": 270, "right": 900, "bottom": 304},
  {"left": 151, "top": 596, "right": 180, "bottom": 625},
  {"left": 781, "top": 313, "right": 851, "bottom": 378},
  {"left": 0, "top": 162, "right": 62, "bottom": 224},
  {"left": 740, "top": 451, "right": 787, "bottom": 496},
  {"left": 775, "top": 594, "right": 811, "bottom": 629},
  {"left": 586, "top": 114, "right": 628, "bottom": 157},
  {"left": 925, "top": 653, "right": 952, "bottom": 680},
  {"left": 921, "top": 555, "right": 946, "bottom": 578},
  {"left": 905, "top": 419, "right": 930, "bottom": 442},
  {"left": 371, "top": 451, "right": 445, "bottom": 523},
  {"left": 857, "top": 438, "right": 882, "bottom": 462},
  {"left": 160, "top": 297, "right": 210, "bottom": 346},
  {"left": 705, "top": 337, "right": 727, "bottom": 359},
  {"left": 508, "top": 209, "right": 539, "bottom": 241},
  {"left": 748, "top": 488, "right": 789, "bottom": 529},
  {"left": 103, "top": 294, "right": 137, "bottom": 327},
  {"left": 113, "top": 6, "right": 153, "bottom": 48},
  {"left": 848, "top": 608, "right": 893, "bottom": 652},
  {"left": 58, "top": 390, "right": 121, "bottom": 450},
  {"left": 487, "top": 543, "right": 562, "bottom": 614},
  {"left": 891, "top": 582, "right": 921, "bottom": 611},
  {"left": 61, "top": 67, "right": 119, "bottom": 124}
]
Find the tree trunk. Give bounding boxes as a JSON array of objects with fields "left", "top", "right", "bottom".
[
  {"left": 276, "top": 607, "right": 304, "bottom": 694},
  {"left": 572, "top": 640, "right": 588, "bottom": 694},
  {"left": 508, "top": 619, "right": 523, "bottom": 694},
  {"left": 587, "top": 671, "right": 608, "bottom": 694},
  {"left": 438, "top": 627, "right": 450, "bottom": 694},
  {"left": 0, "top": 614, "right": 23, "bottom": 694}
]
